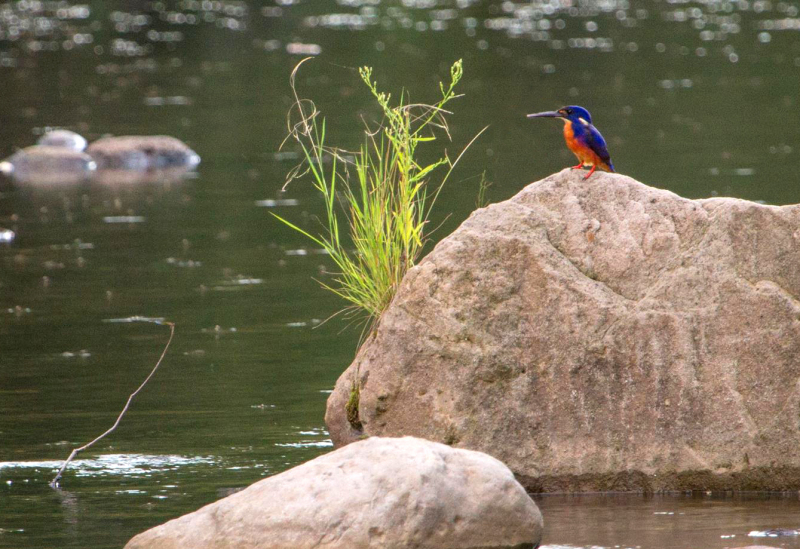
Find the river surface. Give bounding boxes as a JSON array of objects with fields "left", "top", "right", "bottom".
[{"left": 1, "top": 1, "right": 799, "bottom": 548}]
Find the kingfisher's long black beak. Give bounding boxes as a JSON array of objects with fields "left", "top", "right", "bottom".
[{"left": 527, "top": 110, "right": 563, "bottom": 119}]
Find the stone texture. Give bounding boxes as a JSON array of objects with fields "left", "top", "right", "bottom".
[
  {"left": 125, "top": 436, "right": 542, "bottom": 549},
  {"left": 326, "top": 168, "right": 800, "bottom": 492}
]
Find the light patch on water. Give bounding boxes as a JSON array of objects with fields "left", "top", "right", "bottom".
[
  {"left": 0, "top": 229, "right": 15, "bottom": 244},
  {"left": 234, "top": 278, "right": 263, "bottom": 285},
  {"left": 271, "top": 151, "right": 299, "bottom": 161},
  {"left": 298, "top": 428, "right": 328, "bottom": 436},
  {"left": 201, "top": 325, "right": 237, "bottom": 334},
  {"left": 143, "top": 96, "right": 192, "bottom": 106},
  {"left": 102, "top": 316, "right": 166, "bottom": 324},
  {"left": 60, "top": 350, "right": 91, "bottom": 359},
  {"left": 275, "top": 439, "right": 334, "bottom": 448},
  {"left": 50, "top": 241, "right": 94, "bottom": 250},
  {"left": 0, "top": 454, "right": 216, "bottom": 477},
  {"left": 213, "top": 277, "right": 264, "bottom": 287},
  {"left": 255, "top": 198, "right": 299, "bottom": 207},
  {"left": 735, "top": 168, "right": 755, "bottom": 176},
  {"left": 103, "top": 215, "right": 146, "bottom": 223},
  {"left": 210, "top": 281, "right": 263, "bottom": 292},
  {"left": 166, "top": 257, "right": 203, "bottom": 268},
  {"left": 286, "top": 42, "right": 321, "bottom": 55},
  {"left": 286, "top": 321, "right": 307, "bottom": 327}
]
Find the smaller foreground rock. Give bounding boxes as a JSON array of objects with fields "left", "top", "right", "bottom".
[{"left": 125, "top": 436, "right": 542, "bottom": 549}]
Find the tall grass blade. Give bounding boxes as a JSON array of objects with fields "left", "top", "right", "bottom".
[{"left": 279, "top": 59, "right": 480, "bottom": 328}]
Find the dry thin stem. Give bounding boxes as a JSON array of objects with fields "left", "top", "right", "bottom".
[{"left": 49, "top": 321, "right": 176, "bottom": 488}]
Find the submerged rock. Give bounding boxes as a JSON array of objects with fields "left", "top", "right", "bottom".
[
  {"left": 326, "top": 168, "right": 800, "bottom": 492},
  {"left": 124, "top": 437, "right": 542, "bottom": 549},
  {"left": 0, "top": 146, "right": 96, "bottom": 184},
  {"left": 37, "top": 129, "right": 87, "bottom": 151},
  {"left": 86, "top": 135, "right": 200, "bottom": 171}
]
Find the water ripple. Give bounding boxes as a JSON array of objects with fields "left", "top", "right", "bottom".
[{"left": 0, "top": 454, "right": 216, "bottom": 477}]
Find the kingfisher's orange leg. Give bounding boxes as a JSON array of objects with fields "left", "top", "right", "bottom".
[
  {"left": 583, "top": 165, "right": 597, "bottom": 180},
  {"left": 570, "top": 162, "right": 584, "bottom": 170}
]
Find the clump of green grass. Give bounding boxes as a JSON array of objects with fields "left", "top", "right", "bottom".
[{"left": 275, "top": 59, "right": 480, "bottom": 327}]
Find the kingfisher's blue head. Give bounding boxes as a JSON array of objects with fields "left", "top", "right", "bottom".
[{"left": 527, "top": 105, "right": 592, "bottom": 125}]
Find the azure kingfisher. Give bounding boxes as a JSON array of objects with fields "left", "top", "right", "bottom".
[{"left": 527, "top": 105, "right": 615, "bottom": 179}]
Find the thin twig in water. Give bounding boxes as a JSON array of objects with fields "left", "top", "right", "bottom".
[{"left": 49, "top": 320, "right": 176, "bottom": 488}]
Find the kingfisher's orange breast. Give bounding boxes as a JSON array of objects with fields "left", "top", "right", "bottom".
[{"left": 562, "top": 121, "right": 606, "bottom": 167}]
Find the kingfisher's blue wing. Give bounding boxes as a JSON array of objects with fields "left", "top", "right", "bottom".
[{"left": 586, "top": 124, "right": 614, "bottom": 170}]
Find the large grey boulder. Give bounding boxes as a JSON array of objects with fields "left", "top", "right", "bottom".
[
  {"left": 326, "top": 168, "right": 800, "bottom": 492},
  {"left": 125, "top": 436, "right": 542, "bottom": 549}
]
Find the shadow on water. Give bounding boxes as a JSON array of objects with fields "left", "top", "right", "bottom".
[{"left": 1, "top": 1, "right": 799, "bottom": 547}]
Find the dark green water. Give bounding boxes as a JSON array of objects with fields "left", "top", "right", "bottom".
[{"left": 1, "top": 1, "right": 799, "bottom": 548}]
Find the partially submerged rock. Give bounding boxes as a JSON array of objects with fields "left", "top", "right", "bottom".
[
  {"left": 87, "top": 135, "right": 200, "bottom": 171},
  {"left": 2, "top": 132, "right": 199, "bottom": 184},
  {"left": 124, "top": 436, "right": 542, "bottom": 549},
  {"left": 326, "top": 169, "right": 800, "bottom": 492},
  {"left": 0, "top": 146, "right": 96, "bottom": 184},
  {"left": 37, "top": 129, "right": 87, "bottom": 151}
]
